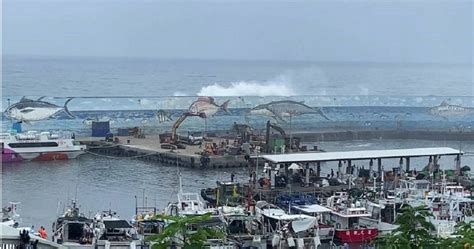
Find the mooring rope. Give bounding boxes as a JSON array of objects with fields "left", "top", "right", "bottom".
[
  {"left": 84, "top": 149, "right": 162, "bottom": 159},
  {"left": 84, "top": 144, "right": 121, "bottom": 149}
]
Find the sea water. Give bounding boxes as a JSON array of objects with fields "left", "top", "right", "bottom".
[{"left": 2, "top": 55, "right": 474, "bottom": 229}]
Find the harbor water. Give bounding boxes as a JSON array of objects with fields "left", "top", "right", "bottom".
[{"left": 2, "top": 139, "right": 474, "bottom": 229}]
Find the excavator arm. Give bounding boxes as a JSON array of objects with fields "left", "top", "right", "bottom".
[
  {"left": 265, "top": 120, "right": 287, "bottom": 153},
  {"left": 171, "top": 112, "right": 206, "bottom": 143}
]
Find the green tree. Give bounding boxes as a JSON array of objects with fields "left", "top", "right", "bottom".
[
  {"left": 439, "top": 221, "right": 474, "bottom": 249},
  {"left": 145, "top": 213, "right": 225, "bottom": 249},
  {"left": 378, "top": 205, "right": 437, "bottom": 248}
]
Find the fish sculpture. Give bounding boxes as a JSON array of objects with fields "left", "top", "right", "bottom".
[
  {"left": 5, "top": 97, "right": 75, "bottom": 122},
  {"left": 429, "top": 100, "right": 474, "bottom": 118},
  {"left": 156, "top": 109, "right": 174, "bottom": 123},
  {"left": 188, "top": 97, "right": 230, "bottom": 118},
  {"left": 248, "top": 100, "right": 330, "bottom": 122}
]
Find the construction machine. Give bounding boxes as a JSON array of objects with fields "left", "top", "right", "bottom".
[
  {"left": 170, "top": 112, "right": 206, "bottom": 145},
  {"left": 265, "top": 120, "right": 300, "bottom": 153}
]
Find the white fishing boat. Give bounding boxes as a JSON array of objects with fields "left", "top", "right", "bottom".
[
  {"left": 94, "top": 210, "right": 141, "bottom": 249},
  {"left": 359, "top": 199, "right": 399, "bottom": 236},
  {"left": 291, "top": 203, "right": 336, "bottom": 242},
  {"left": 1, "top": 131, "right": 86, "bottom": 163},
  {"left": 51, "top": 200, "right": 95, "bottom": 249},
  {"left": 1, "top": 202, "right": 21, "bottom": 228},
  {"left": 254, "top": 201, "right": 321, "bottom": 248},
  {"left": 325, "top": 192, "right": 379, "bottom": 243}
]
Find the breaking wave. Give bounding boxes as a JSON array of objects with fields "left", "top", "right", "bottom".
[
  {"left": 173, "top": 91, "right": 188, "bottom": 97},
  {"left": 197, "top": 81, "right": 296, "bottom": 97}
]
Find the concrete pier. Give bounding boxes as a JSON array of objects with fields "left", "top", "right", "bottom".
[{"left": 80, "top": 135, "right": 248, "bottom": 168}]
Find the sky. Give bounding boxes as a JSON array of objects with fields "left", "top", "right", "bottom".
[{"left": 2, "top": 0, "right": 473, "bottom": 63}]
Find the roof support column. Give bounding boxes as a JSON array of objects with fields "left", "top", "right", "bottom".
[
  {"left": 399, "top": 158, "right": 404, "bottom": 176},
  {"left": 369, "top": 159, "right": 374, "bottom": 179},
  {"left": 434, "top": 155, "right": 439, "bottom": 176},
  {"left": 316, "top": 162, "right": 321, "bottom": 177},
  {"left": 455, "top": 154, "right": 461, "bottom": 176},
  {"left": 346, "top": 160, "right": 352, "bottom": 175},
  {"left": 270, "top": 167, "right": 276, "bottom": 190},
  {"left": 305, "top": 163, "right": 310, "bottom": 187},
  {"left": 338, "top": 161, "right": 342, "bottom": 179},
  {"left": 377, "top": 158, "right": 382, "bottom": 178},
  {"left": 406, "top": 157, "right": 410, "bottom": 173}
]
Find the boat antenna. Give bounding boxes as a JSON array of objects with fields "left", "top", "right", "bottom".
[{"left": 74, "top": 183, "right": 79, "bottom": 203}]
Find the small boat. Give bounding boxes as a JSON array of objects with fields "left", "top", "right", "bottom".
[
  {"left": 51, "top": 200, "right": 95, "bottom": 249},
  {"left": 201, "top": 181, "right": 242, "bottom": 207},
  {"left": 1, "top": 131, "right": 86, "bottom": 163},
  {"left": 325, "top": 192, "right": 378, "bottom": 243},
  {"left": 1, "top": 202, "right": 21, "bottom": 228},
  {"left": 94, "top": 210, "right": 141, "bottom": 249},
  {"left": 291, "top": 203, "right": 336, "bottom": 242},
  {"left": 254, "top": 201, "right": 322, "bottom": 248}
]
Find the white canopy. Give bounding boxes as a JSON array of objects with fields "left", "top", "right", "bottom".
[{"left": 261, "top": 147, "right": 462, "bottom": 164}]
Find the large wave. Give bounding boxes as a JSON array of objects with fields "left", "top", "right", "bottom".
[{"left": 197, "top": 81, "right": 296, "bottom": 97}]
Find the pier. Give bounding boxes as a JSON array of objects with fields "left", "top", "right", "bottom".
[
  {"left": 78, "top": 128, "right": 473, "bottom": 169},
  {"left": 80, "top": 135, "right": 248, "bottom": 168}
]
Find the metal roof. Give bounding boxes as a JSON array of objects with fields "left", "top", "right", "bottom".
[{"left": 261, "top": 147, "right": 462, "bottom": 164}]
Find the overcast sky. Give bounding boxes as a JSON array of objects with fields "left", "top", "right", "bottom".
[{"left": 3, "top": 0, "right": 473, "bottom": 63}]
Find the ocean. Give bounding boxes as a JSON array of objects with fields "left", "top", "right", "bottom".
[
  {"left": 2, "top": 55, "right": 474, "bottom": 235},
  {"left": 3, "top": 55, "right": 473, "bottom": 97}
]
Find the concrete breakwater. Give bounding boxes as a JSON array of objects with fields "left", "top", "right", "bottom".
[
  {"left": 82, "top": 136, "right": 248, "bottom": 168},
  {"left": 80, "top": 129, "right": 473, "bottom": 168},
  {"left": 296, "top": 129, "right": 474, "bottom": 142}
]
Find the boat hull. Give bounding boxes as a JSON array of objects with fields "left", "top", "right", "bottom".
[
  {"left": 334, "top": 228, "right": 378, "bottom": 243},
  {"left": 2, "top": 150, "right": 85, "bottom": 163},
  {"left": 2, "top": 148, "right": 23, "bottom": 163},
  {"left": 318, "top": 224, "right": 335, "bottom": 242}
]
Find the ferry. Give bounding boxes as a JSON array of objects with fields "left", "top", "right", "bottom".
[{"left": 1, "top": 131, "right": 86, "bottom": 163}]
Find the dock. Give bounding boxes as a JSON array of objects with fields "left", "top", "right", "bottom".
[{"left": 80, "top": 135, "right": 248, "bottom": 168}]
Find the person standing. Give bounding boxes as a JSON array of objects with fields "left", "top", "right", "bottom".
[{"left": 38, "top": 226, "right": 47, "bottom": 239}]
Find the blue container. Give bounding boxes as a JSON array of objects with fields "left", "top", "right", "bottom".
[
  {"left": 92, "top": 121, "right": 110, "bottom": 137},
  {"left": 12, "top": 122, "right": 22, "bottom": 133}
]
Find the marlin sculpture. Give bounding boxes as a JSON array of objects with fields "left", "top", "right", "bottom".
[
  {"left": 429, "top": 100, "right": 474, "bottom": 118},
  {"left": 248, "top": 100, "right": 330, "bottom": 122},
  {"left": 5, "top": 97, "right": 75, "bottom": 122}
]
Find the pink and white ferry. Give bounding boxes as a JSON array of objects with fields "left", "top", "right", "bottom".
[
  {"left": 325, "top": 192, "right": 378, "bottom": 243},
  {"left": 1, "top": 131, "right": 86, "bottom": 163}
]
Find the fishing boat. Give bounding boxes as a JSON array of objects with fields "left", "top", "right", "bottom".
[
  {"left": 291, "top": 203, "right": 336, "bottom": 242},
  {"left": 359, "top": 199, "right": 399, "bottom": 236},
  {"left": 254, "top": 201, "right": 321, "bottom": 248},
  {"left": 325, "top": 192, "right": 378, "bottom": 243},
  {"left": 1, "top": 131, "right": 86, "bottom": 163},
  {"left": 93, "top": 210, "right": 141, "bottom": 249},
  {"left": 218, "top": 206, "right": 267, "bottom": 248},
  {"left": 1, "top": 202, "right": 21, "bottom": 228},
  {"left": 51, "top": 200, "right": 95, "bottom": 249}
]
